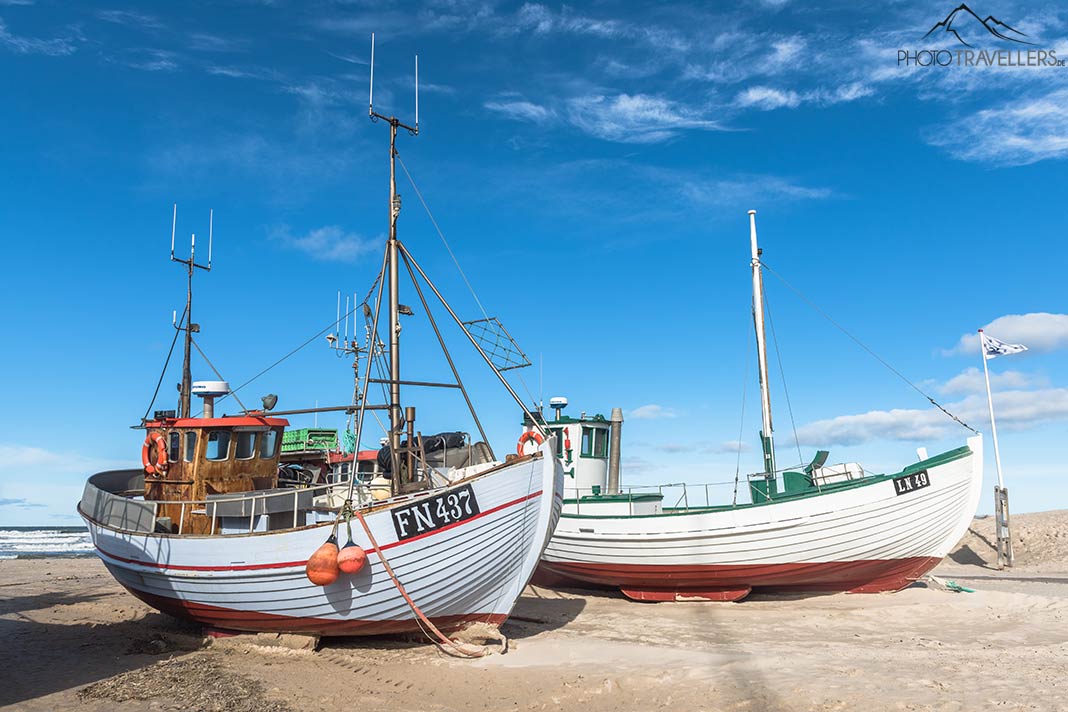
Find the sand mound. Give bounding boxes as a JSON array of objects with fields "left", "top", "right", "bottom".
[
  {"left": 78, "top": 654, "right": 292, "bottom": 712},
  {"left": 951, "top": 509, "right": 1068, "bottom": 569}
]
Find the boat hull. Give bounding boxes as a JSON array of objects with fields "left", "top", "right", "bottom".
[
  {"left": 538, "top": 437, "right": 982, "bottom": 601},
  {"left": 81, "top": 443, "right": 563, "bottom": 636}
]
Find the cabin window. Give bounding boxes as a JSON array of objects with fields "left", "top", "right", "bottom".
[
  {"left": 205, "top": 431, "right": 231, "bottom": 461},
  {"left": 356, "top": 459, "right": 376, "bottom": 476},
  {"left": 184, "top": 432, "right": 197, "bottom": 462},
  {"left": 168, "top": 432, "right": 180, "bottom": 462},
  {"left": 235, "top": 431, "right": 256, "bottom": 460},
  {"left": 581, "top": 427, "right": 608, "bottom": 458},
  {"left": 259, "top": 429, "right": 279, "bottom": 458}
]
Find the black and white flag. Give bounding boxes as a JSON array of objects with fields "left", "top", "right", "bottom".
[{"left": 980, "top": 332, "right": 1028, "bottom": 360}]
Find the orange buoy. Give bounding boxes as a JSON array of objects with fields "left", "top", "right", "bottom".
[
  {"left": 338, "top": 542, "right": 367, "bottom": 574},
  {"left": 306, "top": 534, "right": 340, "bottom": 586}
]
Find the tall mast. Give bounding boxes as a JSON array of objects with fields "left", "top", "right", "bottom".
[
  {"left": 369, "top": 34, "right": 419, "bottom": 472},
  {"left": 181, "top": 240, "right": 194, "bottom": 418},
  {"left": 171, "top": 205, "right": 212, "bottom": 419},
  {"left": 748, "top": 210, "right": 775, "bottom": 475},
  {"left": 387, "top": 120, "right": 403, "bottom": 448}
]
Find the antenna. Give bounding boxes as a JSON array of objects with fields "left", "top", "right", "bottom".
[
  {"left": 367, "top": 34, "right": 419, "bottom": 136},
  {"left": 170, "top": 204, "right": 177, "bottom": 259},
  {"left": 207, "top": 209, "right": 213, "bottom": 269},
  {"left": 368, "top": 32, "right": 375, "bottom": 116}
]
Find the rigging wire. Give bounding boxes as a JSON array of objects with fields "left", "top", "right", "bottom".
[
  {"left": 396, "top": 152, "right": 540, "bottom": 409},
  {"left": 761, "top": 262, "right": 978, "bottom": 435},
  {"left": 142, "top": 304, "right": 187, "bottom": 421},
  {"left": 761, "top": 282, "right": 804, "bottom": 468},
  {"left": 732, "top": 335, "right": 753, "bottom": 506},
  {"left": 396, "top": 153, "right": 490, "bottom": 323},
  {"left": 216, "top": 267, "right": 385, "bottom": 410},
  {"left": 190, "top": 337, "right": 249, "bottom": 414}
]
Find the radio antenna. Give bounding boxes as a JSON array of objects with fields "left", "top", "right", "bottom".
[
  {"left": 415, "top": 54, "right": 419, "bottom": 130},
  {"left": 368, "top": 33, "right": 375, "bottom": 116},
  {"left": 170, "top": 204, "right": 215, "bottom": 418}
]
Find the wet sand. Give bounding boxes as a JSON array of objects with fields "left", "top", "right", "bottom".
[{"left": 3, "top": 511, "right": 1067, "bottom": 711}]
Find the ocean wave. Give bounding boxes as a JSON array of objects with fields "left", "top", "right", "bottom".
[{"left": 0, "top": 528, "right": 93, "bottom": 557}]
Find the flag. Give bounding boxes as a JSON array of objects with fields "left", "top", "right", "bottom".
[{"left": 980, "top": 331, "right": 1028, "bottom": 359}]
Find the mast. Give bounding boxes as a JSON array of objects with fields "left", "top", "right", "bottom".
[
  {"left": 748, "top": 210, "right": 775, "bottom": 476},
  {"left": 369, "top": 34, "right": 419, "bottom": 483},
  {"left": 171, "top": 205, "right": 212, "bottom": 419}
]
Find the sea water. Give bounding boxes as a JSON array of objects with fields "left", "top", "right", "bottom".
[{"left": 0, "top": 527, "right": 93, "bottom": 559}]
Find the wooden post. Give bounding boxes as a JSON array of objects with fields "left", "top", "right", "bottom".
[{"left": 994, "top": 486, "right": 1014, "bottom": 568}]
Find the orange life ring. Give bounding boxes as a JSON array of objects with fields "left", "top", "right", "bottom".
[
  {"left": 516, "top": 431, "right": 545, "bottom": 456},
  {"left": 142, "top": 431, "right": 169, "bottom": 476}
]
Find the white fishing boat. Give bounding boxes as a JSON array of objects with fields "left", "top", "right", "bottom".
[
  {"left": 522, "top": 211, "right": 982, "bottom": 602},
  {"left": 79, "top": 59, "right": 563, "bottom": 643}
]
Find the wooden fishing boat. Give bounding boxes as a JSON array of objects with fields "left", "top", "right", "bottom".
[
  {"left": 79, "top": 67, "right": 563, "bottom": 640},
  {"left": 523, "top": 212, "right": 982, "bottom": 602}
]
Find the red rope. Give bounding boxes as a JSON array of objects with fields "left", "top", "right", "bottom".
[{"left": 352, "top": 510, "right": 488, "bottom": 658}]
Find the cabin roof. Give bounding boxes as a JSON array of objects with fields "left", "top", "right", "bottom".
[{"left": 144, "top": 415, "right": 289, "bottom": 429}]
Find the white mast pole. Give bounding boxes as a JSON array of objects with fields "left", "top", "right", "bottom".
[
  {"left": 748, "top": 210, "right": 775, "bottom": 475},
  {"left": 979, "top": 329, "right": 1005, "bottom": 489}
]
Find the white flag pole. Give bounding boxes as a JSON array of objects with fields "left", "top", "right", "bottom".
[{"left": 978, "top": 329, "right": 1006, "bottom": 489}]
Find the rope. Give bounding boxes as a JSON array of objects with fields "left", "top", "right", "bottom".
[
  {"left": 396, "top": 153, "right": 490, "bottom": 323},
  {"left": 351, "top": 509, "right": 489, "bottom": 658},
  {"left": 762, "top": 282, "right": 804, "bottom": 466},
  {"left": 190, "top": 337, "right": 249, "bottom": 413},
  {"left": 732, "top": 335, "right": 752, "bottom": 506},
  {"left": 142, "top": 305, "right": 187, "bottom": 421},
  {"left": 761, "top": 262, "right": 978, "bottom": 435},
  {"left": 396, "top": 153, "right": 539, "bottom": 409}
]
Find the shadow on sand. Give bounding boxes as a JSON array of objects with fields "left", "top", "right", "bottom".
[{"left": 0, "top": 590, "right": 204, "bottom": 708}]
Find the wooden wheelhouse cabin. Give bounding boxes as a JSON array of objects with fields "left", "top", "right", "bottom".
[{"left": 142, "top": 413, "right": 289, "bottom": 534}]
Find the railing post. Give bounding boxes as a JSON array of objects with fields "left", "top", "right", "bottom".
[
  {"left": 293, "top": 489, "right": 299, "bottom": 529},
  {"left": 249, "top": 495, "right": 256, "bottom": 534},
  {"left": 178, "top": 502, "right": 186, "bottom": 535},
  {"left": 150, "top": 502, "right": 158, "bottom": 534}
]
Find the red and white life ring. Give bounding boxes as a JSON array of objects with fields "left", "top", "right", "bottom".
[
  {"left": 516, "top": 431, "right": 545, "bottom": 456},
  {"left": 141, "top": 431, "right": 169, "bottom": 476}
]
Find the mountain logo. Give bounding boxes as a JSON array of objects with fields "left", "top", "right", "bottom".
[{"left": 923, "top": 4, "right": 1034, "bottom": 48}]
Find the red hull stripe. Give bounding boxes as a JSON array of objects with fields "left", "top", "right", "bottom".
[
  {"left": 96, "top": 489, "right": 543, "bottom": 573},
  {"left": 539, "top": 556, "right": 942, "bottom": 594},
  {"left": 124, "top": 586, "right": 507, "bottom": 636}
]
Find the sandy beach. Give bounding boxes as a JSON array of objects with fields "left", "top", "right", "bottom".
[{"left": 3, "top": 511, "right": 1067, "bottom": 712}]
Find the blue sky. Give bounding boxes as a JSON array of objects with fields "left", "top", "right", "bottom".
[{"left": 1, "top": 0, "right": 1065, "bottom": 525}]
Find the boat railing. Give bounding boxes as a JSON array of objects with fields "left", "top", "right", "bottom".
[
  {"left": 82, "top": 471, "right": 381, "bottom": 536},
  {"left": 565, "top": 461, "right": 865, "bottom": 515}
]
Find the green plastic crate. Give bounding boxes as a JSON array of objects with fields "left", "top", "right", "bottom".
[{"left": 281, "top": 428, "right": 339, "bottom": 453}]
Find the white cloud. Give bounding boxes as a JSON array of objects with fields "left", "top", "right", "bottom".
[
  {"left": 189, "top": 33, "right": 247, "bottom": 53},
  {"left": 927, "top": 89, "right": 1068, "bottom": 165},
  {"left": 628, "top": 404, "right": 677, "bottom": 419},
  {"left": 484, "top": 99, "right": 555, "bottom": 124},
  {"left": 796, "top": 388, "right": 1068, "bottom": 446},
  {"left": 712, "top": 440, "right": 752, "bottom": 454},
  {"left": 681, "top": 174, "right": 833, "bottom": 206},
  {"left": 735, "top": 82, "right": 875, "bottom": 111},
  {"left": 938, "top": 367, "right": 1047, "bottom": 396},
  {"left": 945, "top": 313, "right": 1068, "bottom": 356},
  {"left": 271, "top": 225, "right": 378, "bottom": 263},
  {"left": 566, "top": 93, "right": 720, "bottom": 143},
  {"left": 735, "top": 86, "right": 801, "bottom": 110},
  {"left": 0, "top": 17, "right": 76, "bottom": 55},
  {"left": 96, "top": 10, "right": 164, "bottom": 29},
  {"left": 0, "top": 444, "right": 125, "bottom": 470}
]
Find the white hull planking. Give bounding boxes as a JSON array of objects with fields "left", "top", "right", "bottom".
[
  {"left": 83, "top": 442, "right": 563, "bottom": 635},
  {"left": 540, "top": 436, "right": 982, "bottom": 598}
]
